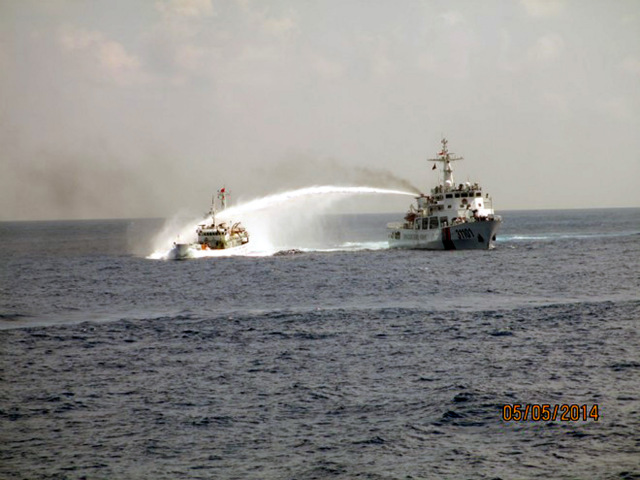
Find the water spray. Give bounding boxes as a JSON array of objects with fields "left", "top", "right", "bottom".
[
  {"left": 149, "top": 185, "right": 416, "bottom": 259},
  {"left": 217, "top": 186, "right": 414, "bottom": 219}
]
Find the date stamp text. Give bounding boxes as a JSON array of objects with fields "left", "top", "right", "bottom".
[{"left": 501, "top": 404, "right": 599, "bottom": 422}]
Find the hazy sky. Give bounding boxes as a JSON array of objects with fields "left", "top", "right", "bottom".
[{"left": 1, "top": 0, "right": 639, "bottom": 220}]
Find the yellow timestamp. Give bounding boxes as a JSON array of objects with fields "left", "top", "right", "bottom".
[{"left": 502, "top": 404, "right": 599, "bottom": 422}]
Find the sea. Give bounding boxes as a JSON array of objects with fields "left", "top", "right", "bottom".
[{"left": 1, "top": 207, "right": 639, "bottom": 479}]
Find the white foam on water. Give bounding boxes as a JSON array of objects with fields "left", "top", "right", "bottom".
[
  {"left": 148, "top": 186, "right": 414, "bottom": 259},
  {"left": 498, "top": 231, "right": 638, "bottom": 243},
  {"left": 299, "top": 241, "right": 390, "bottom": 253}
]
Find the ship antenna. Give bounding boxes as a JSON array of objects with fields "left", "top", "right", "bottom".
[
  {"left": 218, "top": 187, "right": 228, "bottom": 211},
  {"left": 428, "top": 137, "right": 463, "bottom": 192},
  {"left": 209, "top": 194, "right": 216, "bottom": 224}
]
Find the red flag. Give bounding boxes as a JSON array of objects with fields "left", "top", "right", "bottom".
[{"left": 432, "top": 164, "right": 437, "bottom": 170}]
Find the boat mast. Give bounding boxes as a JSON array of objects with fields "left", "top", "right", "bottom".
[
  {"left": 209, "top": 194, "right": 216, "bottom": 224},
  {"left": 218, "top": 187, "right": 227, "bottom": 210},
  {"left": 428, "top": 138, "right": 463, "bottom": 192},
  {"left": 206, "top": 188, "right": 228, "bottom": 225}
]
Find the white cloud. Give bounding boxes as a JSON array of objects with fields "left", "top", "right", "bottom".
[
  {"left": 521, "top": 0, "right": 565, "bottom": 18},
  {"left": 59, "top": 27, "right": 103, "bottom": 51},
  {"left": 528, "top": 33, "right": 564, "bottom": 63},
  {"left": 597, "top": 97, "right": 633, "bottom": 120},
  {"left": 620, "top": 13, "right": 637, "bottom": 25},
  {"left": 261, "top": 13, "right": 299, "bottom": 39},
  {"left": 497, "top": 29, "right": 519, "bottom": 73},
  {"left": 621, "top": 56, "right": 640, "bottom": 76},
  {"left": 416, "top": 26, "right": 476, "bottom": 80},
  {"left": 540, "top": 91, "right": 570, "bottom": 115},
  {"left": 311, "top": 55, "right": 344, "bottom": 81},
  {"left": 439, "top": 11, "right": 464, "bottom": 27},
  {"left": 239, "top": 4, "right": 300, "bottom": 40},
  {"left": 99, "top": 41, "right": 140, "bottom": 72},
  {"left": 355, "top": 35, "right": 395, "bottom": 79},
  {"left": 416, "top": 52, "right": 437, "bottom": 72},
  {"left": 211, "top": 43, "right": 289, "bottom": 91},
  {"left": 239, "top": 44, "right": 280, "bottom": 63},
  {"left": 151, "top": 0, "right": 214, "bottom": 44},
  {"left": 173, "top": 43, "right": 209, "bottom": 72},
  {"left": 156, "top": 0, "right": 214, "bottom": 18},
  {"left": 371, "top": 49, "right": 393, "bottom": 78},
  {"left": 58, "top": 26, "right": 146, "bottom": 86}
]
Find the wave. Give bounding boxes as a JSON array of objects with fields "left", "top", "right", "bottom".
[{"left": 498, "top": 230, "right": 639, "bottom": 242}]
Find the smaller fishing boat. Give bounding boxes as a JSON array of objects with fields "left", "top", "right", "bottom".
[{"left": 169, "top": 188, "right": 249, "bottom": 259}]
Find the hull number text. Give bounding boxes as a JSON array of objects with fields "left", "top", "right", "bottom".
[{"left": 456, "top": 228, "right": 475, "bottom": 240}]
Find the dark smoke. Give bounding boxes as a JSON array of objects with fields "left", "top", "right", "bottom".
[
  {"left": 3, "top": 147, "right": 178, "bottom": 220},
  {"left": 341, "top": 162, "right": 422, "bottom": 194},
  {"left": 254, "top": 153, "right": 422, "bottom": 196}
]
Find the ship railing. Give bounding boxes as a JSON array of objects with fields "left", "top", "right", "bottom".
[
  {"left": 387, "top": 222, "right": 405, "bottom": 229},
  {"left": 467, "top": 214, "right": 501, "bottom": 223},
  {"left": 483, "top": 197, "right": 493, "bottom": 209}
]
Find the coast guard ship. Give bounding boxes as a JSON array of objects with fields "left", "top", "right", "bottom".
[{"left": 388, "top": 138, "right": 501, "bottom": 250}]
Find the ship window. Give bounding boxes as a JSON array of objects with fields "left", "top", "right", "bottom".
[
  {"left": 461, "top": 193, "right": 468, "bottom": 198},
  {"left": 429, "top": 216, "right": 439, "bottom": 229},
  {"left": 476, "top": 192, "right": 482, "bottom": 197},
  {"left": 422, "top": 218, "right": 429, "bottom": 230},
  {"left": 445, "top": 194, "right": 453, "bottom": 199},
  {"left": 448, "top": 205, "right": 452, "bottom": 208},
  {"left": 454, "top": 193, "right": 460, "bottom": 198},
  {"left": 439, "top": 217, "right": 448, "bottom": 227}
]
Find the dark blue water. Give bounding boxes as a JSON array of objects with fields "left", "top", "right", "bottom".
[{"left": 1, "top": 209, "right": 639, "bottom": 479}]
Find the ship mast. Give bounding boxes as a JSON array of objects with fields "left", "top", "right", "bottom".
[
  {"left": 206, "top": 187, "right": 229, "bottom": 225},
  {"left": 218, "top": 187, "right": 227, "bottom": 210},
  {"left": 208, "top": 194, "right": 217, "bottom": 224},
  {"left": 428, "top": 138, "right": 463, "bottom": 192}
]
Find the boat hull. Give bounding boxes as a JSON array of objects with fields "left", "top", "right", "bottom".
[
  {"left": 168, "top": 243, "right": 195, "bottom": 260},
  {"left": 388, "top": 219, "right": 501, "bottom": 250}
]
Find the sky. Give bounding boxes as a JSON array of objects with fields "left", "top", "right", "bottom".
[{"left": 1, "top": 0, "right": 639, "bottom": 220}]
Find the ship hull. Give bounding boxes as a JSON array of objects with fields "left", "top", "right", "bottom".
[
  {"left": 168, "top": 241, "right": 250, "bottom": 260},
  {"left": 388, "top": 219, "right": 501, "bottom": 250},
  {"left": 168, "top": 243, "right": 195, "bottom": 260}
]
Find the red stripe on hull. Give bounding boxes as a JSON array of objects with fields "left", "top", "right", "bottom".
[{"left": 442, "top": 227, "right": 456, "bottom": 250}]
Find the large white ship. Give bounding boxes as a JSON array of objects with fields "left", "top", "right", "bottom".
[{"left": 388, "top": 138, "right": 501, "bottom": 250}]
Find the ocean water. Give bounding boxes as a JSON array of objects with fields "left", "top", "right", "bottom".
[{"left": 1, "top": 208, "right": 639, "bottom": 479}]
